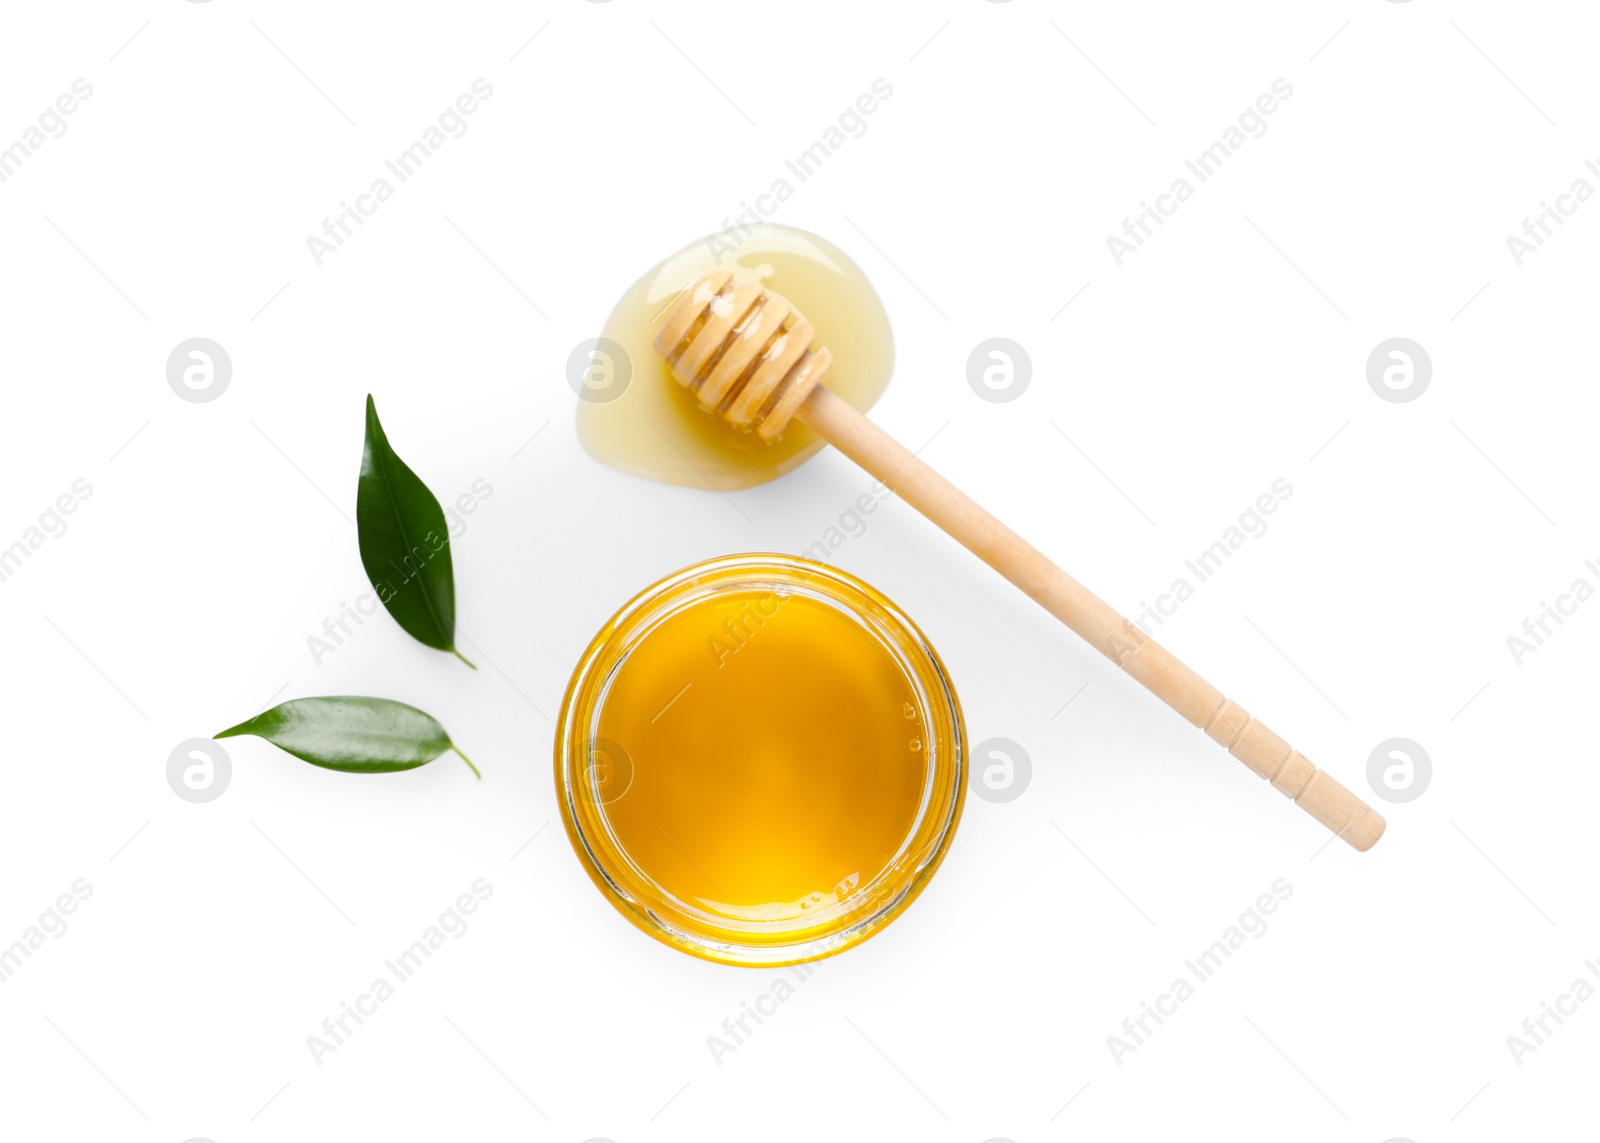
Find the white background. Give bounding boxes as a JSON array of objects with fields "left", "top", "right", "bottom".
[{"left": 1, "top": 1, "right": 1596, "bottom": 1140}]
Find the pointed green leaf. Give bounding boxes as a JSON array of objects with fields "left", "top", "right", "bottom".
[
  {"left": 357, "top": 395, "right": 473, "bottom": 667},
  {"left": 216, "top": 696, "right": 479, "bottom": 777}
]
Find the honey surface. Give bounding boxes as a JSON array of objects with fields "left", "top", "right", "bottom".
[
  {"left": 596, "top": 588, "right": 929, "bottom": 923},
  {"left": 578, "top": 224, "right": 894, "bottom": 491}
]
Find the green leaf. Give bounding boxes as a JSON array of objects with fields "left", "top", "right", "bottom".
[
  {"left": 215, "top": 696, "right": 480, "bottom": 777},
  {"left": 357, "top": 394, "right": 474, "bottom": 668}
]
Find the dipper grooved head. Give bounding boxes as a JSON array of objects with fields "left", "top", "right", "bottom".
[{"left": 652, "top": 269, "right": 833, "bottom": 440}]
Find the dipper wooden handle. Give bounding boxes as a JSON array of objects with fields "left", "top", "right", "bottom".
[
  {"left": 800, "top": 386, "right": 1384, "bottom": 851},
  {"left": 654, "top": 270, "right": 1385, "bottom": 851}
]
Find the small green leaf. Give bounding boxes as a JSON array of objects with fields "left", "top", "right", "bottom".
[
  {"left": 358, "top": 395, "right": 474, "bottom": 668},
  {"left": 216, "top": 696, "right": 479, "bottom": 777}
]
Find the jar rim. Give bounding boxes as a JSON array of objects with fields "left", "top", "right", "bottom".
[{"left": 555, "top": 553, "right": 966, "bottom": 967}]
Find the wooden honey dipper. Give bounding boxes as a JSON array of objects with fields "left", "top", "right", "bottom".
[{"left": 654, "top": 268, "right": 1386, "bottom": 851}]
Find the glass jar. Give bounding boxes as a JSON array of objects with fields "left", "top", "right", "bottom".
[{"left": 555, "top": 554, "right": 966, "bottom": 967}]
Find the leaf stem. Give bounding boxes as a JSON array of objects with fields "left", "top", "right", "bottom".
[
  {"left": 451, "top": 647, "right": 478, "bottom": 670},
  {"left": 451, "top": 744, "right": 481, "bottom": 779}
]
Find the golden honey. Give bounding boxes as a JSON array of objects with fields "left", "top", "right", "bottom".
[
  {"left": 576, "top": 223, "right": 894, "bottom": 491},
  {"left": 557, "top": 555, "right": 965, "bottom": 966}
]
